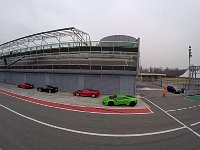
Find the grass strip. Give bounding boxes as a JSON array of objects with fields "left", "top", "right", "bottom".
[{"left": 186, "top": 95, "right": 200, "bottom": 101}]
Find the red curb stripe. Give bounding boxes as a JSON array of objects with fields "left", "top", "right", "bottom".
[{"left": 0, "top": 89, "right": 152, "bottom": 114}]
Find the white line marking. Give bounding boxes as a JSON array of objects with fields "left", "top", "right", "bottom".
[
  {"left": 143, "top": 97, "right": 200, "bottom": 138},
  {"left": 191, "top": 122, "right": 200, "bottom": 127},
  {"left": 166, "top": 110, "right": 176, "bottom": 112},
  {"left": 177, "top": 108, "right": 187, "bottom": 111},
  {"left": 166, "top": 105, "right": 200, "bottom": 112},
  {"left": 189, "top": 106, "right": 197, "bottom": 109},
  {"left": 0, "top": 103, "right": 185, "bottom": 137}
]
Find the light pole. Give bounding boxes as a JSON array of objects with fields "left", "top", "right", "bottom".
[{"left": 188, "top": 46, "right": 192, "bottom": 89}]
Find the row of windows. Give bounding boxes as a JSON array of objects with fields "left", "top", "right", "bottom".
[
  {"left": 1, "top": 46, "right": 138, "bottom": 58},
  {"left": 16, "top": 60, "right": 133, "bottom": 66},
  {"left": 0, "top": 65, "right": 136, "bottom": 71}
]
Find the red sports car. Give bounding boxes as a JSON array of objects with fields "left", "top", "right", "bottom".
[
  {"left": 73, "top": 88, "right": 100, "bottom": 98},
  {"left": 18, "top": 83, "right": 34, "bottom": 89}
]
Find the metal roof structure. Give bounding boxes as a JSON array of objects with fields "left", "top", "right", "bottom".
[
  {"left": 180, "top": 66, "right": 200, "bottom": 78},
  {"left": 0, "top": 27, "right": 91, "bottom": 56}
]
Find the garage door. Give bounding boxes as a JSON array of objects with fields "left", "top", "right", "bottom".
[
  {"left": 49, "top": 74, "right": 78, "bottom": 91},
  {"left": 26, "top": 73, "right": 46, "bottom": 87},
  {"left": 0, "top": 72, "right": 5, "bottom": 82},
  {"left": 84, "top": 75, "right": 120, "bottom": 94},
  {"left": 5, "top": 72, "right": 24, "bottom": 85}
]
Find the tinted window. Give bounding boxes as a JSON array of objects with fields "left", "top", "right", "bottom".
[
  {"left": 126, "top": 95, "right": 134, "bottom": 98},
  {"left": 82, "top": 90, "right": 89, "bottom": 92},
  {"left": 109, "top": 95, "right": 117, "bottom": 99},
  {"left": 45, "top": 85, "right": 53, "bottom": 88},
  {"left": 116, "top": 97, "right": 126, "bottom": 100}
]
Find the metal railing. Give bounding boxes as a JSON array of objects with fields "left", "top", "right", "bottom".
[{"left": 0, "top": 41, "right": 139, "bottom": 57}]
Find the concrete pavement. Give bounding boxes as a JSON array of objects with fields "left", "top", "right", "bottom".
[
  {"left": 0, "top": 83, "right": 151, "bottom": 114},
  {"left": 1, "top": 82, "right": 200, "bottom": 150}
]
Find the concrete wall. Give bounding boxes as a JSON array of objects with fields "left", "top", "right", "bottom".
[
  {"left": 84, "top": 75, "right": 120, "bottom": 94},
  {"left": 5, "top": 72, "right": 24, "bottom": 85},
  {"left": 0, "top": 72, "right": 136, "bottom": 94},
  {"left": 0, "top": 72, "right": 5, "bottom": 82},
  {"left": 26, "top": 73, "right": 46, "bottom": 87},
  {"left": 120, "top": 76, "right": 136, "bottom": 94},
  {"left": 48, "top": 74, "right": 78, "bottom": 91}
]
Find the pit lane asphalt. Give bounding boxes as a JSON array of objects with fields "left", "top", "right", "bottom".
[
  {"left": 0, "top": 90, "right": 200, "bottom": 150},
  {"left": 0, "top": 83, "right": 151, "bottom": 114}
]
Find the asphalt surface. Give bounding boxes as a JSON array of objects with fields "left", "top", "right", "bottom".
[
  {"left": 0, "top": 83, "right": 150, "bottom": 110},
  {"left": 0, "top": 88, "right": 200, "bottom": 150}
]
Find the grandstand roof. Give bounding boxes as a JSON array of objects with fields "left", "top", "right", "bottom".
[{"left": 0, "top": 27, "right": 91, "bottom": 55}]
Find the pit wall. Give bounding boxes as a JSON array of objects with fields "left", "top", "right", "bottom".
[{"left": 0, "top": 72, "right": 136, "bottom": 94}]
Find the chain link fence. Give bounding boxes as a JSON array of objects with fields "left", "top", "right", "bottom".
[
  {"left": 162, "top": 78, "right": 200, "bottom": 96},
  {"left": 138, "top": 77, "right": 200, "bottom": 96}
]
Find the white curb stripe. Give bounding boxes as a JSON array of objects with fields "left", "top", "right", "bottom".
[{"left": 0, "top": 103, "right": 185, "bottom": 137}]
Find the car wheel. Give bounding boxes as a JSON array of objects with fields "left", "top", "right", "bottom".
[
  {"left": 37, "top": 88, "right": 41, "bottom": 92},
  {"left": 108, "top": 101, "right": 114, "bottom": 106},
  {"left": 129, "top": 101, "right": 136, "bottom": 107},
  {"left": 76, "top": 92, "right": 80, "bottom": 96},
  {"left": 73, "top": 93, "right": 76, "bottom": 96},
  {"left": 91, "top": 94, "right": 96, "bottom": 98},
  {"left": 174, "top": 90, "right": 176, "bottom": 94}
]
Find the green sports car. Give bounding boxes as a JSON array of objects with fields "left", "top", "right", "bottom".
[{"left": 102, "top": 94, "right": 138, "bottom": 107}]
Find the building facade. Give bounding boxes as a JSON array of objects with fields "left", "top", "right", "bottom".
[{"left": 0, "top": 27, "right": 140, "bottom": 94}]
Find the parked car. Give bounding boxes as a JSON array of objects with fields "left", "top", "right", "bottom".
[
  {"left": 18, "top": 83, "right": 34, "bottom": 89},
  {"left": 181, "top": 88, "right": 185, "bottom": 93},
  {"left": 102, "top": 93, "right": 138, "bottom": 107},
  {"left": 167, "top": 86, "right": 182, "bottom": 94},
  {"left": 73, "top": 88, "right": 100, "bottom": 98},
  {"left": 37, "top": 85, "right": 58, "bottom": 93}
]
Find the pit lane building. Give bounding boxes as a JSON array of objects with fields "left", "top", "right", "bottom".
[{"left": 0, "top": 27, "right": 140, "bottom": 94}]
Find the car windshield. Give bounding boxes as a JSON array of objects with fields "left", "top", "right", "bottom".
[
  {"left": 82, "top": 90, "right": 89, "bottom": 92},
  {"left": 173, "top": 86, "right": 178, "bottom": 90},
  {"left": 109, "top": 95, "right": 117, "bottom": 99},
  {"left": 126, "top": 95, "right": 133, "bottom": 97},
  {"left": 84, "top": 88, "right": 93, "bottom": 91},
  {"left": 45, "top": 85, "right": 54, "bottom": 88}
]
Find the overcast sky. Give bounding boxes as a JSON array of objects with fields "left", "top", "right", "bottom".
[{"left": 0, "top": 0, "right": 200, "bottom": 69}]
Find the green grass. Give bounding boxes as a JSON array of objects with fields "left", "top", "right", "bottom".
[{"left": 186, "top": 95, "right": 200, "bottom": 101}]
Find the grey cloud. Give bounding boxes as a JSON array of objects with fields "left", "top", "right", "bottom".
[{"left": 0, "top": 0, "right": 200, "bottom": 68}]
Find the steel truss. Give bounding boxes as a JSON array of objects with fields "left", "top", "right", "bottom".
[
  {"left": 184, "top": 65, "right": 200, "bottom": 95},
  {"left": 190, "top": 66, "right": 200, "bottom": 78},
  {"left": 0, "top": 27, "right": 91, "bottom": 56}
]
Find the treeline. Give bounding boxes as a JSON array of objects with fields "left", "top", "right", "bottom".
[{"left": 140, "top": 67, "right": 187, "bottom": 77}]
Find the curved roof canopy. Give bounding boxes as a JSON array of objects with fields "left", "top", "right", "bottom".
[
  {"left": 100, "top": 35, "right": 138, "bottom": 42},
  {"left": 100, "top": 35, "right": 139, "bottom": 47}
]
